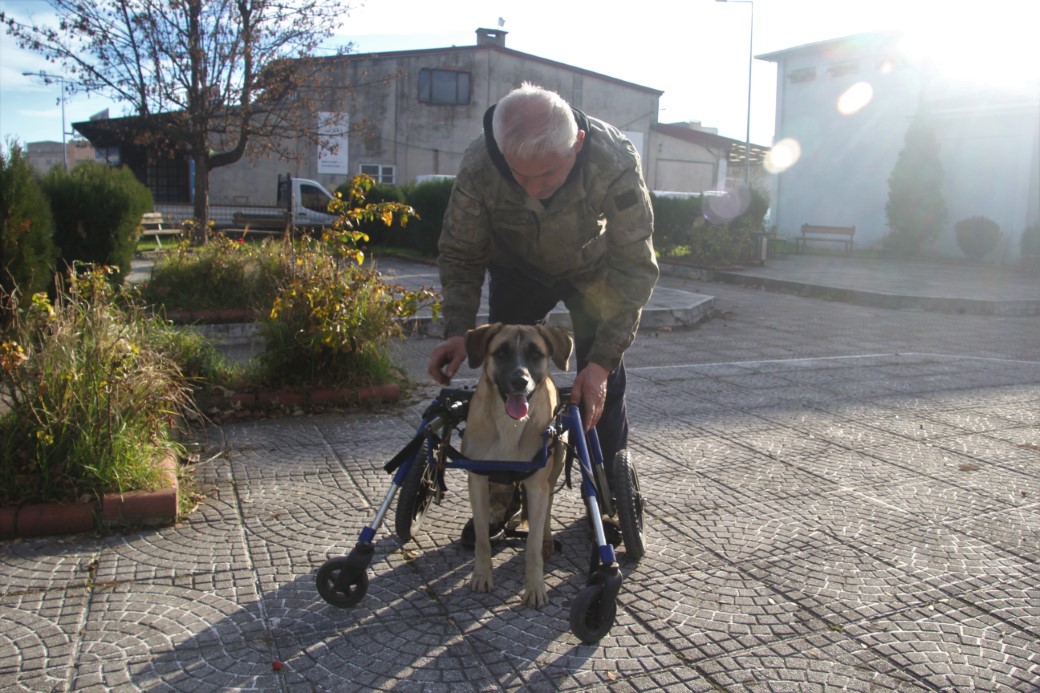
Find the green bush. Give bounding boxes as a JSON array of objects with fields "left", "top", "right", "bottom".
[
  {"left": 1020, "top": 221, "right": 1040, "bottom": 257},
  {"left": 141, "top": 235, "right": 282, "bottom": 313},
  {"left": 0, "top": 144, "right": 58, "bottom": 308},
  {"left": 258, "top": 236, "right": 438, "bottom": 388},
  {"left": 651, "top": 194, "right": 703, "bottom": 256},
  {"left": 0, "top": 267, "right": 194, "bottom": 504},
  {"left": 403, "top": 178, "right": 454, "bottom": 256},
  {"left": 42, "top": 161, "right": 153, "bottom": 283},
  {"left": 885, "top": 113, "right": 947, "bottom": 257},
  {"left": 652, "top": 187, "right": 768, "bottom": 266},
  {"left": 954, "top": 215, "right": 1001, "bottom": 261}
]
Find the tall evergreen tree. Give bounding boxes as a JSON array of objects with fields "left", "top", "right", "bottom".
[{"left": 885, "top": 112, "right": 947, "bottom": 256}]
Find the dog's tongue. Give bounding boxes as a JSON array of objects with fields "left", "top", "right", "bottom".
[{"left": 505, "top": 393, "right": 529, "bottom": 420}]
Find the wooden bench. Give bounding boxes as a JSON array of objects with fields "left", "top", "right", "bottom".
[
  {"left": 796, "top": 224, "right": 855, "bottom": 255},
  {"left": 139, "top": 212, "right": 182, "bottom": 247}
]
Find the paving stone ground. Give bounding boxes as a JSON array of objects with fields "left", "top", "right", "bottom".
[{"left": 2, "top": 256, "right": 1039, "bottom": 692}]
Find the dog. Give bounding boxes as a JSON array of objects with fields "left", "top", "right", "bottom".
[{"left": 462, "top": 323, "right": 573, "bottom": 608}]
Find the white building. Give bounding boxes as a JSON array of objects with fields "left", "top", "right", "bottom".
[{"left": 760, "top": 32, "right": 1040, "bottom": 263}]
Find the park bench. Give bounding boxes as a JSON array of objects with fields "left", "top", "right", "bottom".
[
  {"left": 797, "top": 224, "right": 855, "bottom": 255},
  {"left": 139, "top": 212, "right": 182, "bottom": 247}
]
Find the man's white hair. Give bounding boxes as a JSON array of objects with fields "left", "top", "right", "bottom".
[{"left": 492, "top": 82, "right": 578, "bottom": 160}]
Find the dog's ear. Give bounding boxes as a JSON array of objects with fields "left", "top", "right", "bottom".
[
  {"left": 537, "top": 325, "right": 574, "bottom": 372},
  {"left": 464, "top": 323, "right": 503, "bottom": 368}
]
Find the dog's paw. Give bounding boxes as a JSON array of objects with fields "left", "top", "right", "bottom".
[
  {"left": 522, "top": 581, "right": 549, "bottom": 609},
  {"left": 470, "top": 570, "right": 494, "bottom": 593}
]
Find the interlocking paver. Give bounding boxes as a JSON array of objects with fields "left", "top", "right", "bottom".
[{"left": 2, "top": 255, "right": 1039, "bottom": 691}]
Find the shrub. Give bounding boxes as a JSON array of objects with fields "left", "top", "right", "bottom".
[
  {"left": 1020, "top": 221, "right": 1040, "bottom": 257},
  {"left": 0, "top": 144, "right": 58, "bottom": 308},
  {"left": 651, "top": 194, "right": 703, "bottom": 256},
  {"left": 403, "top": 178, "right": 454, "bottom": 256},
  {"left": 42, "top": 161, "right": 152, "bottom": 283},
  {"left": 653, "top": 187, "right": 768, "bottom": 266},
  {"left": 257, "top": 235, "right": 439, "bottom": 388},
  {"left": 885, "top": 113, "right": 947, "bottom": 257},
  {"left": 0, "top": 267, "right": 194, "bottom": 504},
  {"left": 954, "top": 215, "right": 1001, "bottom": 261},
  {"left": 141, "top": 234, "right": 282, "bottom": 313}
]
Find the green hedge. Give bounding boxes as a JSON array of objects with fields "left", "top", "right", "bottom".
[
  {"left": 1, "top": 145, "right": 58, "bottom": 308},
  {"left": 403, "top": 178, "right": 454, "bottom": 257},
  {"left": 352, "top": 178, "right": 770, "bottom": 266},
  {"left": 651, "top": 188, "right": 769, "bottom": 267},
  {"left": 42, "top": 162, "right": 152, "bottom": 283}
]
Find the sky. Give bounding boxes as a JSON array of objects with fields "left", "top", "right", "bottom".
[{"left": 2, "top": 0, "right": 1038, "bottom": 150}]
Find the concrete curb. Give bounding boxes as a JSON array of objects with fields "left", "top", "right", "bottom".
[
  {"left": 0, "top": 455, "right": 179, "bottom": 540},
  {"left": 711, "top": 268, "right": 1040, "bottom": 316}
]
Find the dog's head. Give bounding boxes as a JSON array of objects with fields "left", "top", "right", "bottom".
[{"left": 464, "top": 323, "right": 574, "bottom": 421}]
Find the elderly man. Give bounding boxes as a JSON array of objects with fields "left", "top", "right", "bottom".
[{"left": 428, "top": 82, "right": 658, "bottom": 546}]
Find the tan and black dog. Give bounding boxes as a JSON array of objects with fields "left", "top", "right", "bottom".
[{"left": 462, "top": 323, "right": 573, "bottom": 608}]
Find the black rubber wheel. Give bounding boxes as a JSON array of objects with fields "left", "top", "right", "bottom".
[
  {"left": 316, "top": 557, "right": 369, "bottom": 608},
  {"left": 394, "top": 441, "right": 440, "bottom": 543},
  {"left": 611, "top": 449, "right": 645, "bottom": 562},
  {"left": 569, "top": 584, "right": 617, "bottom": 644}
]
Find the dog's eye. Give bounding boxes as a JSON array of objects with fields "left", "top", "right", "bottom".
[
  {"left": 492, "top": 344, "right": 513, "bottom": 360},
  {"left": 525, "top": 344, "right": 546, "bottom": 361}
]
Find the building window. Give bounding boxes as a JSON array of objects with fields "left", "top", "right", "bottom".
[
  {"left": 788, "top": 67, "right": 816, "bottom": 84},
  {"left": 359, "top": 164, "right": 395, "bottom": 184},
  {"left": 147, "top": 155, "right": 189, "bottom": 204},
  {"left": 418, "top": 68, "right": 471, "bottom": 105},
  {"left": 828, "top": 61, "right": 860, "bottom": 78}
]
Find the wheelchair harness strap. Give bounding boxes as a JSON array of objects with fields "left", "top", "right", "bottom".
[{"left": 384, "top": 388, "right": 568, "bottom": 483}]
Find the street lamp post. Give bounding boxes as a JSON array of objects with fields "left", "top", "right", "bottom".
[
  {"left": 716, "top": 0, "right": 754, "bottom": 187},
  {"left": 22, "top": 71, "right": 70, "bottom": 171}
]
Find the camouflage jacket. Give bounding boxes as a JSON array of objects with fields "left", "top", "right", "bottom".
[{"left": 438, "top": 106, "right": 659, "bottom": 371}]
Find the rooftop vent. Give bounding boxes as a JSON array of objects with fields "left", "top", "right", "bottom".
[{"left": 476, "top": 28, "right": 507, "bottom": 47}]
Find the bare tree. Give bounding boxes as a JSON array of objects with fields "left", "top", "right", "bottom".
[{"left": 4, "top": 0, "right": 355, "bottom": 241}]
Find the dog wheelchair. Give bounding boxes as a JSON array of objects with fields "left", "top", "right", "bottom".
[{"left": 316, "top": 386, "right": 646, "bottom": 643}]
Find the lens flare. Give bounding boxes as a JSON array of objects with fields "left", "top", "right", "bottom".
[
  {"left": 764, "top": 138, "right": 802, "bottom": 174},
  {"left": 837, "top": 82, "right": 874, "bottom": 116},
  {"left": 703, "top": 185, "right": 751, "bottom": 224}
]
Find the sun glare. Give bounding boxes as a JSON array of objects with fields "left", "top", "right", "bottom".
[
  {"left": 836, "top": 82, "right": 874, "bottom": 116},
  {"left": 897, "top": 10, "right": 1040, "bottom": 90},
  {"left": 764, "top": 138, "right": 801, "bottom": 174}
]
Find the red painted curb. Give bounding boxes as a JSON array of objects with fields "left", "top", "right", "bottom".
[
  {"left": 11, "top": 501, "right": 96, "bottom": 539},
  {"left": 101, "top": 455, "right": 179, "bottom": 526},
  {"left": 0, "top": 506, "right": 16, "bottom": 538},
  {"left": 0, "top": 455, "right": 179, "bottom": 540},
  {"left": 357, "top": 383, "right": 401, "bottom": 403}
]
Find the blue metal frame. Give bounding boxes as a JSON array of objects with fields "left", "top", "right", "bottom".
[{"left": 322, "top": 387, "right": 622, "bottom": 610}]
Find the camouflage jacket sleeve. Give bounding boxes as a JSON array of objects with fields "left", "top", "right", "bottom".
[{"left": 584, "top": 160, "right": 659, "bottom": 372}]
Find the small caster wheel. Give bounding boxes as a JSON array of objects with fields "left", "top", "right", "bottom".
[
  {"left": 569, "top": 584, "right": 617, "bottom": 644},
  {"left": 316, "top": 556, "right": 369, "bottom": 608}
]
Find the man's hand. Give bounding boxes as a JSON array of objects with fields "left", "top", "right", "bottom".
[
  {"left": 428, "top": 335, "right": 467, "bottom": 385},
  {"left": 570, "top": 362, "right": 610, "bottom": 431}
]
